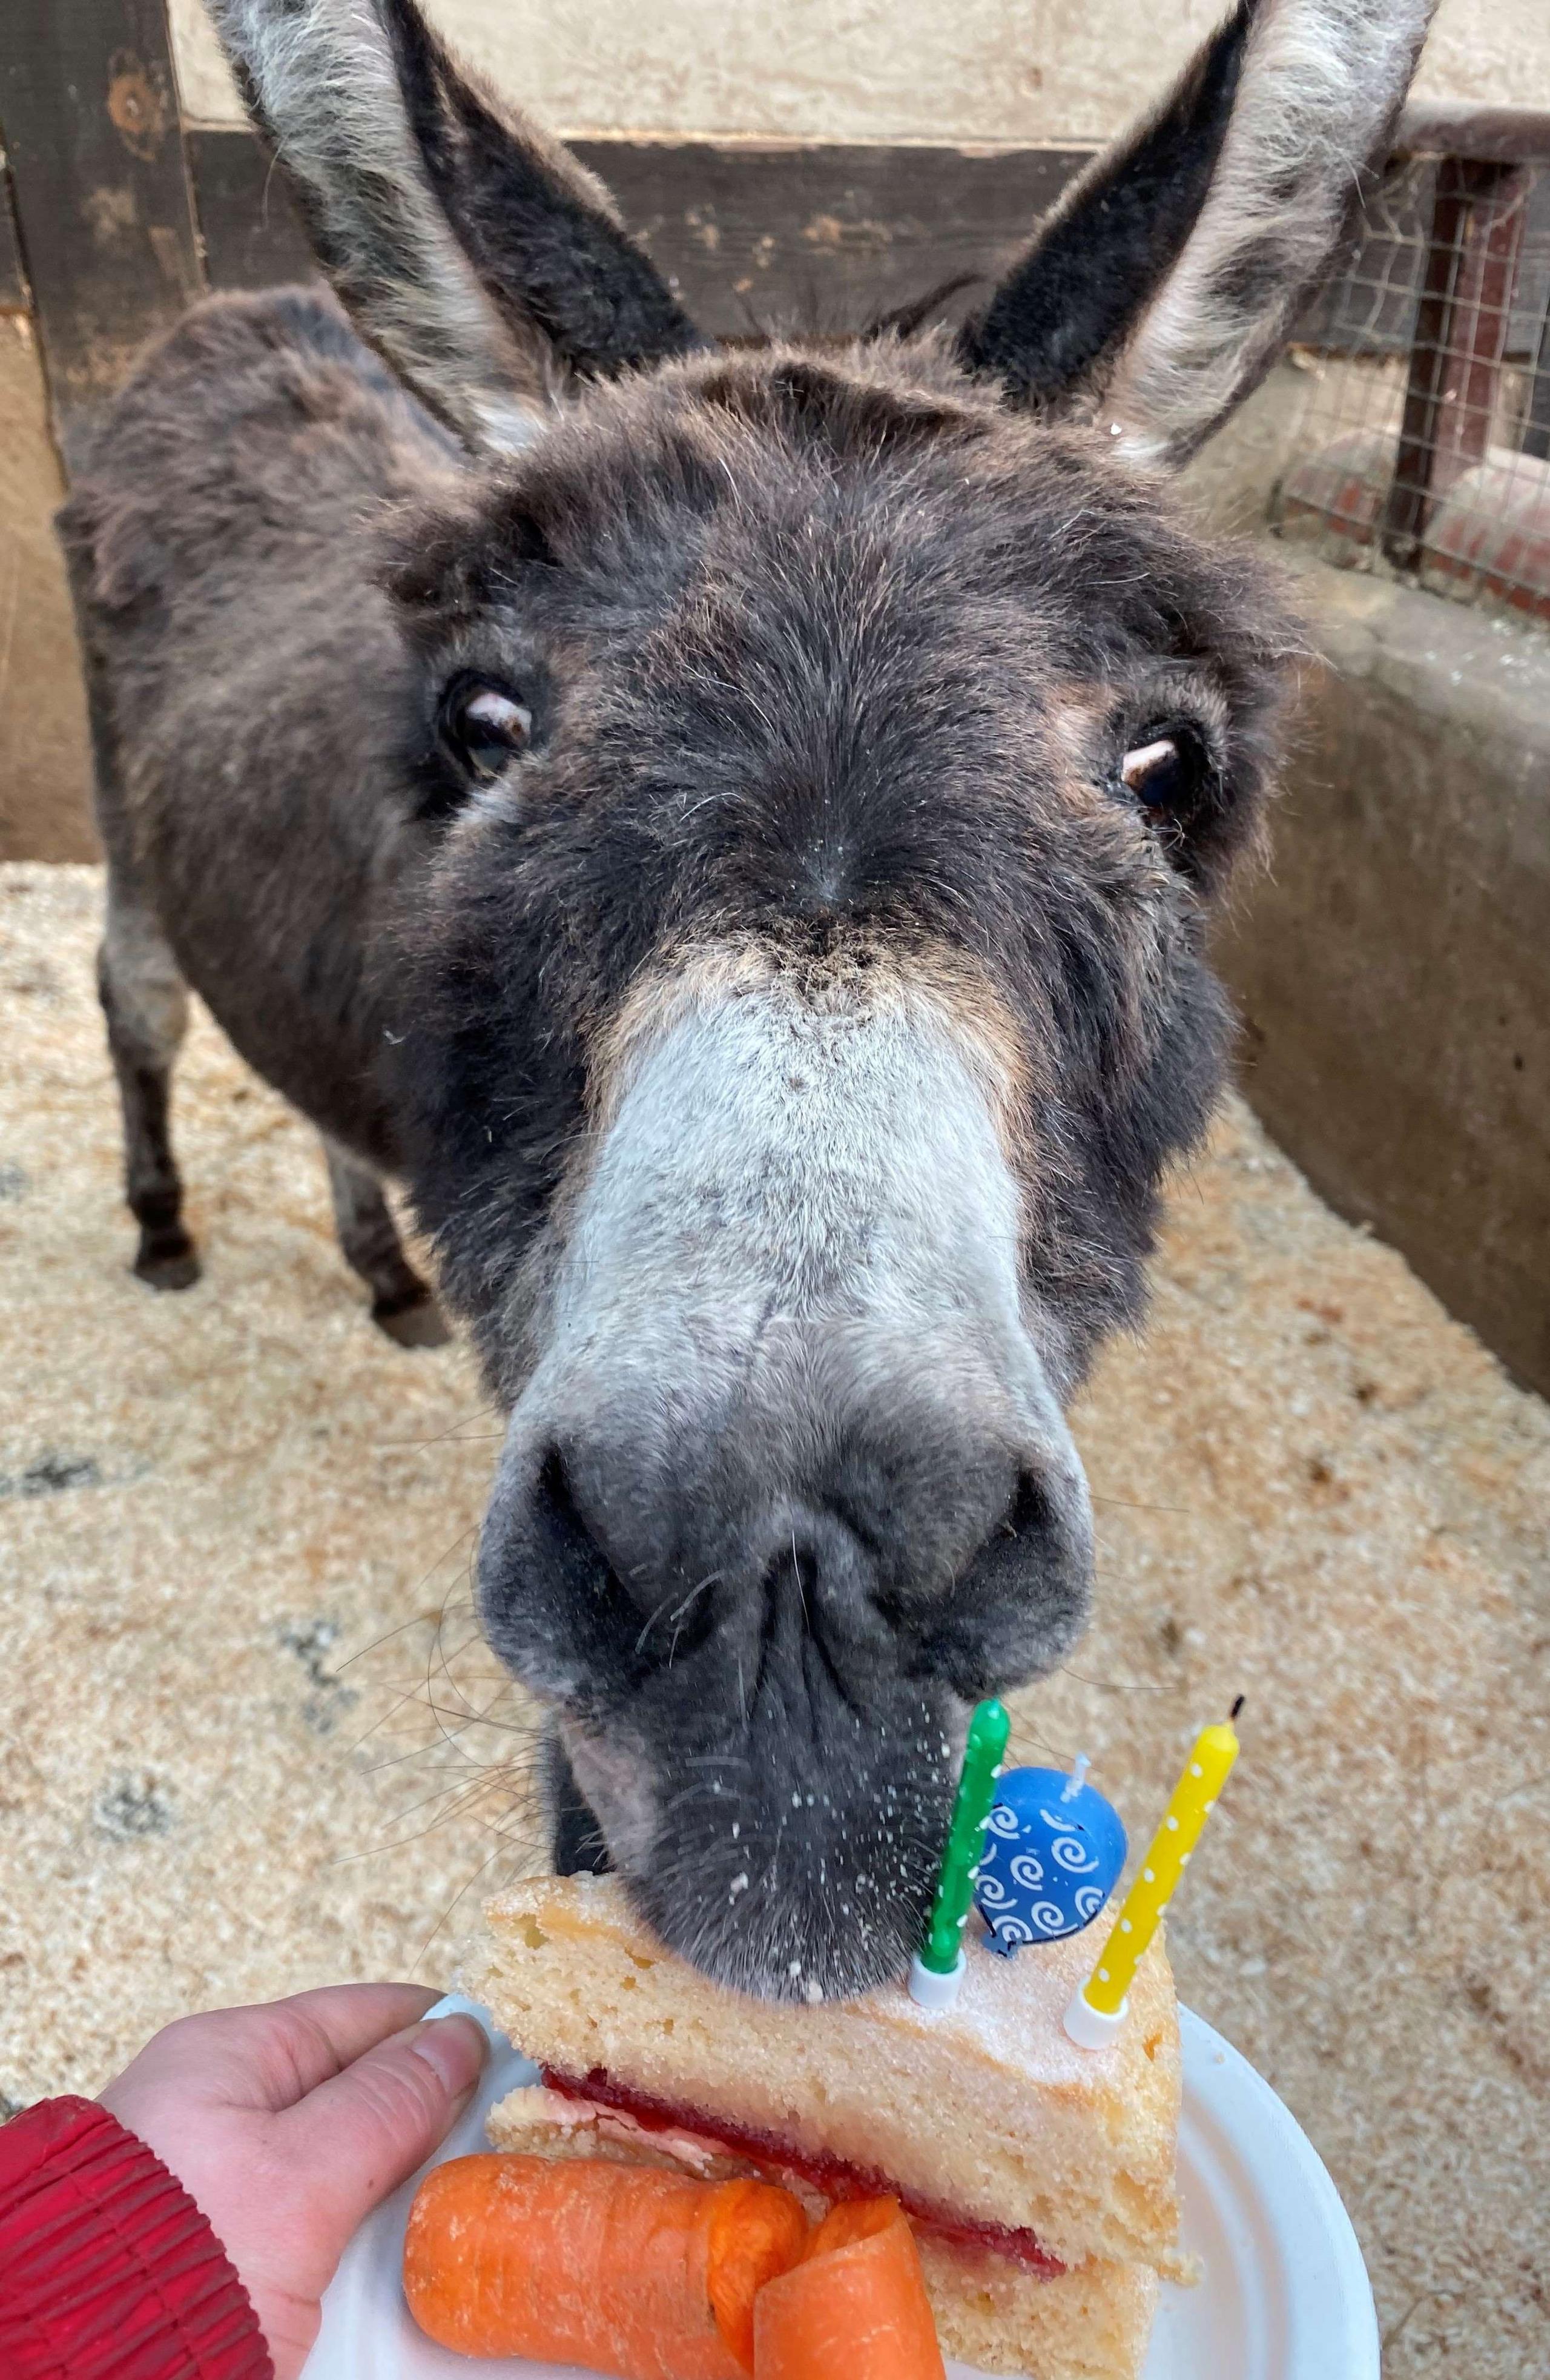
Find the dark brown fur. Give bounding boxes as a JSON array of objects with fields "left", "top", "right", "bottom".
[{"left": 59, "top": 0, "right": 1429, "bottom": 1995}]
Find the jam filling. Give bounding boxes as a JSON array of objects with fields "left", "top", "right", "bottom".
[{"left": 539, "top": 2066, "right": 1066, "bottom": 2280}]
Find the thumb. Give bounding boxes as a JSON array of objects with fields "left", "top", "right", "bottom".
[{"left": 279, "top": 2012, "right": 488, "bottom": 2250}]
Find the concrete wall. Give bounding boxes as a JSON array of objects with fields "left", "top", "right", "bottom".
[
  {"left": 1212, "top": 552, "right": 1550, "bottom": 1399},
  {"left": 169, "top": 0, "right": 1550, "bottom": 136}
]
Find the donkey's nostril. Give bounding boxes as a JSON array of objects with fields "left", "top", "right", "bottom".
[
  {"left": 526, "top": 1444, "right": 619, "bottom": 1601},
  {"left": 532, "top": 1444, "right": 730, "bottom": 1670},
  {"left": 999, "top": 1467, "right": 1054, "bottom": 1544},
  {"left": 917, "top": 1449, "right": 1092, "bottom": 1701}
]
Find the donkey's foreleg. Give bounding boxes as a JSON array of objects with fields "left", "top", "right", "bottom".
[
  {"left": 98, "top": 879, "right": 200, "bottom": 1292},
  {"left": 320, "top": 1135, "right": 450, "bottom": 1347}
]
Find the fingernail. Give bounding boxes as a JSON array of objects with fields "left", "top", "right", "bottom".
[
  {"left": 409, "top": 2012, "right": 488, "bottom": 2097},
  {"left": 423, "top": 1996, "right": 500, "bottom": 2049}
]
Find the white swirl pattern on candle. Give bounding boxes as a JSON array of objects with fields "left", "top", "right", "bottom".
[{"left": 971, "top": 1767, "right": 1127, "bottom": 1949}]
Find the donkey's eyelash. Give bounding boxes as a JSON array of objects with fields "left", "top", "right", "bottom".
[
  {"left": 438, "top": 672, "right": 536, "bottom": 781},
  {"left": 1113, "top": 718, "right": 1217, "bottom": 817}
]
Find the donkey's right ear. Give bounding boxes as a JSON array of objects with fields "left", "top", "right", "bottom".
[
  {"left": 955, "top": 2, "right": 1255, "bottom": 419},
  {"left": 210, "top": 0, "right": 704, "bottom": 453},
  {"left": 960, "top": 0, "right": 1434, "bottom": 465}
]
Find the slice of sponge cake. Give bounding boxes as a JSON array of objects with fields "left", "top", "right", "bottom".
[{"left": 463, "top": 1874, "right": 1181, "bottom": 2380}]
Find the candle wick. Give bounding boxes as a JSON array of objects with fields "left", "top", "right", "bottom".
[
  {"left": 1062, "top": 1753, "right": 1090, "bottom": 1803},
  {"left": 1228, "top": 1694, "right": 1245, "bottom": 1722}
]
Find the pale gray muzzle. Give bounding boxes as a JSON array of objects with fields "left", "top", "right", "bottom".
[{"left": 475, "top": 967, "right": 1093, "bottom": 1995}]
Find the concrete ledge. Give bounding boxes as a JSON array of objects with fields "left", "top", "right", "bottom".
[{"left": 1215, "top": 549, "right": 1550, "bottom": 1397}]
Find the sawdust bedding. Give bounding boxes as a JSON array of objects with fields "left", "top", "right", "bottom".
[{"left": 1, "top": 861, "right": 1546, "bottom": 2377}]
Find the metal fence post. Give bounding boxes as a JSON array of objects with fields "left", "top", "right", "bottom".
[{"left": 1380, "top": 157, "right": 1531, "bottom": 570}]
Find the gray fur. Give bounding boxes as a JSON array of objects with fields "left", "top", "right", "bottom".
[
  {"left": 479, "top": 966, "right": 1093, "bottom": 1966},
  {"left": 209, "top": 0, "right": 701, "bottom": 447},
  {"left": 211, "top": 0, "right": 542, "bottom": 448},
  {"left": 1106, "top": 0, "right": 1437, "bottom": 461}
]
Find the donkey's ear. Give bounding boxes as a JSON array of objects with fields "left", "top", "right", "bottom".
[
  {"left": 960, "top": 0, "right": 1434, "bottom": 466},
  {"left": 957, "top": 2, "right": 1255, "bottom": 415},
  {"left": 209, "top": 0, "right": 703, "bottom": 452}
]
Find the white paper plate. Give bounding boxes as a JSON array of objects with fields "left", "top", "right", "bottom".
[{"left": 304, "top": 1994, "right": 1378, "bottom": 2380}]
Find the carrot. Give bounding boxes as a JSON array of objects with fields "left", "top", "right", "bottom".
[
  {"left": 753, "top": 2197, "right": 945, "bottom": 2380},
  {"left": 803, "top": 2198, "right": 912, "bottom": 2259},
  {"left": 403, "top": 2154, "right": 809, "bottom": 2378}
]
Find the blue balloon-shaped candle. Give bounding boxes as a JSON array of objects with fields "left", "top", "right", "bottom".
[{"left": 973, "top": 1760, "right": 1127, "bottom": 1953}]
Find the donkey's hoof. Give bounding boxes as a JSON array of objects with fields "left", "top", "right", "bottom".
[
  {"left": 372, "top": 1286, "right": 452, "bottom": 1349},
  {"left": 134, "top": 1231, "right": 201, "bottom": 1292}
]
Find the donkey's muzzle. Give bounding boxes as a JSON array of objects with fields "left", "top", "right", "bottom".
[
  {"left": 481, "top": 1351, "right": 1092, "bottom": 1697},
  {"left": 475, "top": 1336, "right": 1093, "bottom": 1997},
  {"left": 472, "top": 960, "right": 1095, "bottom": 1994}
]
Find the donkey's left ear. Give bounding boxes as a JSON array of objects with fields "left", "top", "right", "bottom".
[
  {"left": 210, "top": 0, "right": 704, "bottom": 454},
  {"left": 963, "top": 0, "right": 1435, "bottom": 467}
]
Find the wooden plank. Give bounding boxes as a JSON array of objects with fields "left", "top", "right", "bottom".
[
  {"left": 1397, "top": 104, "right": 1550, "bottom": 170},
  {"left": 180, "top": 123, "right": 1543, "bottom": 376},
  {"left": 186, "top": 126, "right": 313, "bottom": 292},
  {"left": 0, "top": 158, "right": 27, "bottom": 312},
  {"left": 189, "top": 126, "right": 1089, "bottom": 337},
  {"left": 569, "top": 139, "right": 1090, "bottom": 340},
  {"left": 0, "top": 0, "right": 202, "bottom": 463},
  {"left": 1423, "top": 167, "right": 1530, "bottom": 486},
  {"left": 178, "top": 125, "right": 1448, "bottom": 362}
]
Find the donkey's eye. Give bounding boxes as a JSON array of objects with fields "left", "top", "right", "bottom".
[
  {"left": 1121, "top": 730, "right": 1200, "bottom": 810},
  {"left": 441, "top": 678, "right": 532, "bottom": 779}
]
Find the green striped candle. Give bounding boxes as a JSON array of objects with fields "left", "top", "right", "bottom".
[{"left": 909, "top": 1696, "right": 1010, "bottom": 2006}]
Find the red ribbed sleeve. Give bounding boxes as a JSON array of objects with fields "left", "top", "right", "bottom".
[{"left": 0, "top": 2097, "right": 272, "bottom": 2380}]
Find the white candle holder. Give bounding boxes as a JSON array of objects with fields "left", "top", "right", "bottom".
[
  {"left": 908, "top": 1951, "right": 965, "bottom": 2009},
  {"left": 1062, "top": 1988, "right": 1129, "bottom": 2049}
]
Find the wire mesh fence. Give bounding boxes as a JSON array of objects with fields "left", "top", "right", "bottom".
[{"left": 1271, "top": 142, "right": 1550, "bottom": 627}]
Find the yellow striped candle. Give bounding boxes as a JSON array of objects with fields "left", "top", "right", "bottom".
[{"left": 1063, "top": 1705, "right": 1241, "bottom": 2049}]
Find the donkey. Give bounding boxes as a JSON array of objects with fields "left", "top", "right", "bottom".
[{"left": 60, "top": 0, "right": 1431, "bottom": 1998}]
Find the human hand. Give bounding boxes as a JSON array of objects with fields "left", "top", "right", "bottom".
[{"left": 99, "top": 1982, "right": 488, "bottom": 2379}]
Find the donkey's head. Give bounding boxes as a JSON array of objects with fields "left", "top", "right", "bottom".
[{"left": 216, "top": 0, "right": 1431, "bottom": 1996}]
